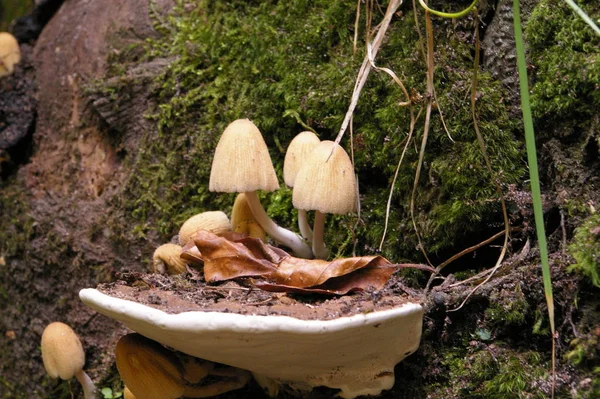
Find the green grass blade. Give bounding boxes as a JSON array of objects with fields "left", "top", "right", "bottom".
[
  {"left": 514, "top": 1, "right": 556, "bottom": 394},
  {"left": 513, "top": 0, "right": 555, "bottom": 335}
]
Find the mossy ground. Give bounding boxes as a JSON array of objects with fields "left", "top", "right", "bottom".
[
  {"left": 102, "top": 0, "right": 525, "bottom": 266},
  {"left": 568, "top": 212, "right": 600, "bottom": 288}
]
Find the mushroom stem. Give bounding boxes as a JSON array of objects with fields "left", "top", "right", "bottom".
[
  {"left": 75, "top": 369, "right": 97, "bottom": 399},
  {"left": 244, "top": 191, "right": 313, "bottom": 258},
  {"left": 297, "top": 209, "right": 313, "bottom": 242},
  {"left": 312, "top": 211, "right": 330, "bottom": 259}
]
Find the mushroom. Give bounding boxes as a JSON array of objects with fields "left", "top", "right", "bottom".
[
  {"left": 123, "top": 387, "right": 135, "bottom": 399},
  {"left": 115, "top": 333, "right": 185, "bottom": 399},
  {"left": 283, "top": 131, "right": 321, "bottom": 242},
  {"left": 293, "top": 141, "right": 357, "bottom": 259},
  {"left": 0, "top": 32, "right": 20, "bottom": 77},
  {"left": 209, "top": 119, "right": 312, "bottom": 258},
  {"left": 152, "top": 243, "right": 187, "bottom": 275},
  {"left": 80, "top": 288, "right": 423, "bottom": 399},
  {"left": 230, "top": 193, "right": 266, "bottom": 240},
  {"left": 116, "top": 333, "right": 251, "bottom": 398},
  {"left": 41, "top": 322, "right": 96, "bottom": 399},
  {"left": 178, "top": 211, "right": 231, "bottom": 245}
]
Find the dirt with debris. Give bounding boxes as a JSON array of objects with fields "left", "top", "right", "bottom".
[{"left": 96, "top": 270, "right": 421, "bottom": 320}]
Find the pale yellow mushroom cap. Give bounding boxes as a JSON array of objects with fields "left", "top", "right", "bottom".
[
  {"left": 209, "top": 119, "right": 279, "bottom": 193},
  {"left": 283, "top": 131, "right": 321, "bottom": 187},
  {"left": 0, "top": 32, "right": 21, "bottom": 77},
  {"left": 152, "top": 243, "right": 187, "bottom": 275},
  {"left": 292, "top": 140, "right": 357, "bottom": 214},
  {"left": 115, "top": 333, "right": 185, "bottom": 399},
  {"left": 178, "top": 211, "right": 231, "bottom": 245},
  {"left": 41, "top": 322, "right": 85, "bottom": 380},
  {"left": 230, "top": 193, "right": 266, "bottom": 240}
]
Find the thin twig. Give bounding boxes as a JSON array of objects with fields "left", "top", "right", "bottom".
[
  {"left": 353, "top": 0, "right": 362, "bottom": 54},
  {"left": 448, "top": 8, "right": 511, "bottom": 313},
  {"left": 410, "top": 9, "right": 435, "bottom": 267},
  {"left": 333, "top": 0, "right": 404, "bottom": 147}
]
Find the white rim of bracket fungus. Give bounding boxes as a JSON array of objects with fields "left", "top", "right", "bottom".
[{"left": 80, "top": 288, "right": 423, "bottom": 399}]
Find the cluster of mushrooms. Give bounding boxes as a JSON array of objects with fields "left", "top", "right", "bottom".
[
  {"left": 154, "top": 118, "right": 358, "bottom": 275},
  {"left": 42, "top": 119, "right": 360, "bottom": 398}
]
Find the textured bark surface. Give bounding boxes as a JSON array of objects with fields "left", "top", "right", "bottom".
[{"left": 0, "top": 0, "right": 173, "bottom": 397}]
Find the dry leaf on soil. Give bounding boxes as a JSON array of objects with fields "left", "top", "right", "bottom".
[{"left": 183, "top": 230, "right": 425, "bottom": 295}]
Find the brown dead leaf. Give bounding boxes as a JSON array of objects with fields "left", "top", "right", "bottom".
[
  {"left": 190, "top": 230, "right": 286, "bottom": 282},
  {"left": 184, "top": 230, "right": 403, "bottom": 294},
  {"left": 256, "top": 264, "right": 398, "bottom": 295}
]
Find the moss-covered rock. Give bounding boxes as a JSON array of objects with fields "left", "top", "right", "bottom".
[
  {"left": 528, "top": 0, "right": 600, "bottom": 122},
  {"left": 100, "top": 0, "right": 525, "bottom": 263}
]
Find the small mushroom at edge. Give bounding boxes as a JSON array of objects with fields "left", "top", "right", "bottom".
[
  {"left": 41, "top": 322, "right": 97, "bottom": 399},
  {"left": 0, "top": 32, "right": 21, "bottom": 77}
]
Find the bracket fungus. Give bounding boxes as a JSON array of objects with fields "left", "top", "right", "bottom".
[
  {"left": 178, "top": 211, "right": 231, "bottom": 246},
  {"left": 0, "top": 32, "right": 21, "bottom": 77},
  {"left": 209, "top": 119, "right": 312, "bottom": 258},
  {"left": 283, "top": 131, "right": 321, "bottom": 242},
  {"left": 293, "top": 141, "right": 358, "bottom": 259},
  {"left": 80, "top": 288, "right": 423, "bottom": 398},
  {"left": 41, "top": 322, "right": 96, "bottom": 399}
]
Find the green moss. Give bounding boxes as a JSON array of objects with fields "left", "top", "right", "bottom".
[
  {"left": 480, "top": 352, "right": 546, "bottom": 399},
  {"left": 103, "top": 0, "right": 524, "bottom": 261},
  {"left": 485, "top": 285, "right": 529, "bottom": 329},
  {"left": 528, "top": 0, "right": 600, "bottom": 121},
  {"left": 0, "top": 183, "right": 34, "bottom": 257},
  {"left": 568, "top": 213, "right": 600, "bottom": 287},
  {"left": 566, "top": 335, "right": 599, "bottom": 367},
  {"left": 564, "top": 328, "right": 600, "bottom": 398},
  {"left": 432, "top": 346, "right": 550, "bottom": 398}
]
